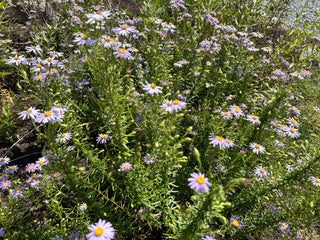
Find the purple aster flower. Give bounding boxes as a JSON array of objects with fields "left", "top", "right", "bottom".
[
  {"left": 188, "top": 172, "right": 211, "bottom": 193},
  {"left": 310, "top": 177, "right": 320, "bottom": 186},
  {"left": 296, "top": 230, "right": 303, "bottom": 239},
  {"left": 270, "top": 206, "right": 278, "bottom": 215},
  {"left": 231, "top": 216, "right": 243, "bottom": 228},
  {"left": 18, "top": 107, "right": 41, "bottom": 120},
  {"left": 6, "top": 165, "right": 18, "bottom": 174},
  {"left": 30, "top": 180, "right": 44, "bottom": 190},
  {"left": 144, "top": 154, "right": 156, "bottom": 164},
  {"left": 86, "top": 219, "right": 115, "bottom": 240},
  {"left": 249, "top": 142, "right": 266, "bottom": 154},
  {"left": 68, "top": 232, "right": 80, "bottom": 240},
  {"left": 113, "top": 48, "right": 132, "bottom": 59},
  {"left": 209, "top": 135, "right": 228, "bottom": 149},
  {"left": 11, "top": 186, "right": 25, "bottom": 198},
  {"left": 142, "top": 83, "right": 163, "bottom": 96},
  {"left": 279, "top": 222, "right": 289, "bottom": 233},
  {"left": 55, "top": 132, "right": 72, "bottom": 143},
  {"left": 254, "top": 166, "right": 269, "bottom": 178},
  {"left": 138, "top": 208, "right": 146, "bottom": 216},
  {"left": 246, "top": 115, "right": 261, "bottom": 124},
  {"left": 26, "top": 163, "right": 37, "bottom": 173},
  {"left": 0, "top": 180, "right": 11, "bottom": 190},
  {"left": 120, "top": 162, "right": 132, "bottom": 171},
  {"left": 79, "top": 203, "right": 88, "bottom": 212},
  {"left": 0, "top": 157, "right": 10, "bottom": 166},
  {"left": 202, "top": 234, "right": 216, "bottom": 240},
  {"left": 96, "top": 134, "right": 110, "bottom": 144}
]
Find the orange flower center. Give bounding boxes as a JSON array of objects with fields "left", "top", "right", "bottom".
[
  {"left": 81, "top": 35, "right": 88, "bottom": 40},
  {"left": 44, "top": 111, "right": 51, "bottom": 117},
  {"left": 26, "top": 109, "right": 32, "bottom": 113},
  {"left": 150, "top": 84, "right": 156, "bottom": 89}
]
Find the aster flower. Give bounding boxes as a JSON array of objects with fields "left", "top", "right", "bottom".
[
  {"left": 279, "top": 222, "right": 289, "bottom": 233},
  {"left": 68, "top": 232, "right": 80, "bottom": 240},
  {"left": 188, "top": 172, "right": 211, "bottom": 193},
  {"left": 18, "top": 107, "right": 40, "bottom": 120},
  {"left": 0, "top": 157, "right": 10, "bottom": 166},
  {"left": 0, "top": 228, "right": 4, "bottom": 237},
  {"left": 120, "top": 162, "right": 132, "bottom": 171},
  {"left": 30, "top": 180, "right": 44, "bottom": 190},
  {"left": 144, "top": 154, "right": 156, "bottom": 164},
  {"left": 112, "top": 24, "right": 135, "bottom": 37},
  {"left": 270, "top": 206, "right": 278, "bottom": 215},
  {"left": 55, "top": 132, "right": 72, "bottom": 143},
  {"left": 113, "top": 48, "right": 132, "bottom": 59},
  {"left": 26, "top": 163, "right": 37, "bottom": 173},
  {"left": 6, "top": 165, "right": 18, "bottom": 174},
  {"left": 246, "top": 115, "right": 261, "bottom": 124},
  {"left": 287, "top": 117, "right": 299, "bottom": 127},
  {"left": 51, "top": 236, "right": 63, "bottom": 240},
  {"left": 86, "top": 10, "right": 111, "bottom": 24},
  {"left": 51, "top": 103, "right": 68, "bottom": 114},
  {"left": 209, "top": 135, "right": 228, "bottom": 149},
  {"left": 231, "top": 217, "right": 243, "bottom": 228},
  {"left": 73, "top": 34, "right": 95, "bottom": 46},
  {"left": 249, "top": 142, "right": 266, "bottom": 154},
  {"left": 310, "top": 177, "right": 320, "bottom": 186},
  {"left": 285, "top": 127, "right": 300, "bottom": 138},
  {"left": 142, "top": 83, "right": 163, "bottom": 96},
  {"left": 11, "top": 186, "right": 25, "bottom": 198},
  {"left": 296, "top": 230, "right": 303, "bottom": 239},
  {"left": 86, "top": 219, "right": 115, "bottom": 240},
  {"left": 25, "top": 45, "right": 42, "bottom": 54},
  {"left": 96, "top": 134, "right": 110, "bottom": 144},
  {"left": 138, "top": 208, "right": 146, "bottom": 216},
  {"left": 0, "top": 180, "right": 11, "bottom": 190},
  {"left": 202, "top": 234, "right": 216, "bottom": 240},
  {"left": 79, "top": 203, "right": 88, "bottom": 212},
  {"left": 7, "top": 55, "right": 26, "bottom": 65},
  {"left": 220, "top": 111, "right": 233, "bottom": 119},
  {"left": 255, "top": 166, "right": 269, "bottom": 178}
]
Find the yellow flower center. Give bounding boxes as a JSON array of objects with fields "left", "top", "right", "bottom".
[
  {"left": 39, "top": 161, "right": 44, "bottom": 165},
  {"left": 29, "top": 166, "right": 33, "bottom": 170},
  {"left": 94, "top": 227, "right": 103, "bottom": 236},
  {"left": 16, "top": 189, "right": 21, "bottom": 193},
  {"left": 196, "top": 176, "right": 205, "bottom": 184},
  {"left": 121, "top": 25, "right": 127, "bottom": 30},
  {"left": 290, "top": 128, "right": 295, "bottom": 133},
  {"left": 71, "top": 235, "right": 76, "bottom": 239},
  {"left": 173, "top": 99, "right": 179, "bottom": 105},
  {"left": 233, "top": 220, "right": 239, "bottom": 226},
  {"left": 83, "top": 205, "right": 87, "bottom": 209},
  {"left": 44, "top": 111, "right": 51, "bottom": 117},
  {"left": 9, "top": 166, "right": 13, "bottom": 170},
  {"left": 291, "top": 120, "right": 296, "bottom": 124},
  {"left": 100, "top": 134, "right": 105, "bottom": 139},
  {"left": 226, "top": 139, "right": 231, "bottom": 143},
  {"left": 224, "top": 112, "right": 229, "bottom": 116},
  {"left": 0, "top": 159, "right": 4, "bottom": 162},
  {"left": 316, "top": 179, "right": 320, "bottom": 183},
  {"left": 124, "top": 164, "right": 129, "bottom": 169},
  {"left": 26, "top": 109, "right": 32, "bottom": 113},
  {"left": 36, "top": 64, "right": 41, "bottom": 68},
  {"left": 235, "top": 109, "right": 240, "bottom": 113},
  {"left": 81, "top": 35, "right": 88, "bottom": 40},
  {"left": 119, "top": 49, "right": 126, "bottom": 54},
  {"left": 260, "top": 168, "right": 265, "bottom": 173},
  {"left": 105, "top": 37, "right": 113, "bottom": 42},
  {"left": 140, "top": 210, "right": 145, "bottom": 214},
  {"left": 36, "top": 182, "right": 40, "bottom": 187},
  {"left": 255, "top": 145, "right": 260, "bottom": 149},
  {"left": 37, "top": 76, "right": 42, "bottom": 80},
  {"left": 14, "top": 56, "right": 19, "bottom": 60},
  {"left": 61, "top": 133, "right": 66, "bottom": 138},
  {"left": 151, "top": 84, "right": 156, "bottom": 89},
  {"left": 281, "top": 225, "right": 286, "bottom": 230},
  {"left": 253, "top": 116, "right": 257, "bottom": 120},
  {"left": 48, "top": 58, "right": 52, "bottom": 62},
  {"left": 3, "top": 183, "right": 8, "bottom": 187},
  {"left": 306, "top": 71, "right": 310, "bottom": 75}
]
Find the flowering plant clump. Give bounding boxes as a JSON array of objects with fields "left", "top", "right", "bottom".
[{"left": 0, "top": 0, "right": 319, "bottom": 239}]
